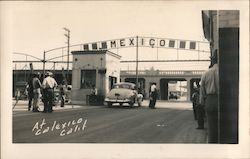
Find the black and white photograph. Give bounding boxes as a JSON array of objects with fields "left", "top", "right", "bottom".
[{"left": 1, "top": 1, "right": 249, "bottom": 159}]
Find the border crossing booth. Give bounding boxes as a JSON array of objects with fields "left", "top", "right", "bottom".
[{"left": 71, "top": 50, "right": 121, "bottom": 105}]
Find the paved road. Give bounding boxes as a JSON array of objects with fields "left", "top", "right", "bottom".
[{"left": 13, "top": 100, "right": 207, "bottom": 143}]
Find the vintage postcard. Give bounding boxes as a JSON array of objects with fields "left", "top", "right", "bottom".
[{"left": 1, "top": 1, "right": 249, "bottom": 159}]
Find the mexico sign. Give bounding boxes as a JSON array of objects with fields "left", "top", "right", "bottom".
[{"left": 82, "top": 36, "right": 199, "bottom": 51}]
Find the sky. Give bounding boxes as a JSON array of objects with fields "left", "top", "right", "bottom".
[{"left": 5, "top": 1, "right": 213, "bottom": 70}]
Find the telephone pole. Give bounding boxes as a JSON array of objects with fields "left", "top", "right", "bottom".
[
  {"left": 136, "top": 36, "right": 139, "bottom": 91},
  {"left": 63, "top": 27, "right": 70, "bottom": 85}
]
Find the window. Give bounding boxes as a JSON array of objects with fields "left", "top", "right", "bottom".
[
  {"left": 81, "top": 70, "right": 96, "bottom": 89},
  {"left": 169, "top": 40, "right": 175, "bottom": 47},
  {"left": 101, "top": 42, "right": 107, "bottom": 49},
  {"left": 109, "top": 76, "right": 117, "bottom": 90},
  {"left": 190, "top": 42, "right": 196, "bottom": 49},
  {"left": 83, "top": 44, "right": 89, "bottom": 50},
  {"left": 179, "top": 41, "right": 186, "bottom": 49},
  {"left": 92, "top": 43, "right": 98, "bottom": 50}
]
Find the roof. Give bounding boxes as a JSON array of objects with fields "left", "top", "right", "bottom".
[{"left": 71, "top": 50, "right": 121, "bottom": 59}]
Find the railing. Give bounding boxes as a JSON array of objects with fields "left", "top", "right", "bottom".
[{"left": 121, "top": 70, "right": 205, "bottom": 76}]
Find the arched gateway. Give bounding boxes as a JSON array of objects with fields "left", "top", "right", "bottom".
[
  {"left": 68, "top": 36, "right": 210, "bottom": 104},
  {"left": 13, "top": 36, "right": 211, "bottom": 104}
]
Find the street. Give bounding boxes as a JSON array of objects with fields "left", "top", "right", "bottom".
[{"left": 13, "top": 100, "right": 207, "bottom": 143}]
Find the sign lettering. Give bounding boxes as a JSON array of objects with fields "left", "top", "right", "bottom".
[
  {"left": 81, "top": 37, "right": 197, "bottom": 51},
  {"left": 110, "top": 40, "right": 116, "bottom": 48}
]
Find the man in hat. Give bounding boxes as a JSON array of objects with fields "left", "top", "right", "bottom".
[
  {"left": 199, "top": 49, "right": 219, "bottom": 143},
  {"left": 42, "top": 71, "right": 58, "bottom": 113}
]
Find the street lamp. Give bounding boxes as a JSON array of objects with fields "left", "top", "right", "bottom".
[{"left": 63, "top": 27, "right": 70, "bottom": 85}]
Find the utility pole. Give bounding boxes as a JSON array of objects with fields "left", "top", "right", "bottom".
[
  {"left": 136, "top": 36, "right": 139, "bottom": 91},
  {"left": 63, "top": 27, "right": 70, "bottom": 85},
  {"left": 43, "top": 51, "right": 46, "bottom": 79}
]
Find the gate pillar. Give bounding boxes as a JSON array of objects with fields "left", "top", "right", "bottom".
[{"left": 186, "top": 78, "right": 191, "bottom": 101}]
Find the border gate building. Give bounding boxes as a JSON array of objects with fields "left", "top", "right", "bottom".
[{"left": 71, "top": 50, "right": 121, "bottom": 105}]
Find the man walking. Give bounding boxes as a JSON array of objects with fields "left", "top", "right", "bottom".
[
  {"left": 42, "top": 72, "right": 58, "bottom": 113},
  {"left": 59, "top": 81, "right": 66, "bottom": 107},
  {"left": 149, "top": 83, "right": 157, "bottom": 109},
  {"left": 200, "top": 49, "right": 219, "bottom": 143},
  {"left": 32, "top": 72, "right": 42, "bottom": 112},
  {"left": 27, "top": 76, "right": 34, "bottom": 111},
  {"left": 191, "top": 88, "right": 199, "bottom": 120}
]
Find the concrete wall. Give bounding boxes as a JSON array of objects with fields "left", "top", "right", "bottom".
[
  {"left": 121, "top": 75, "right": 199, "bottom": 101},
  {"left": 104, "top": 52, "right": 121, "bottom": 95},
  {"left": 210, "top": 10, "right": 239, "bottom": 55},
  {"left": 219, "top": 10, "right": 239, "bottom": 28},
  {"left": 211, "top": 11, "right": 219, "bottom": 50}
]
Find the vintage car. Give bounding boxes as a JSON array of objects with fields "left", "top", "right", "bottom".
[
  {"left": 169, "top": 92, "right": 179, "bottom": 100},
  {"left": 104, "top": 82, "right": 143, "bottom": 107}
]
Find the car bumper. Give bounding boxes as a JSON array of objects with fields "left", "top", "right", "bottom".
[{"left": 104, "top": 98, "right": 131, "bottom": 103}]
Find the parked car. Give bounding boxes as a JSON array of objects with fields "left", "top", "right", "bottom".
[
  {"left": 104, "top": 82, "right": 143, "bottom": 107},
  {"left": 169, "top": 93, "right": 179, "bottom": 100}
]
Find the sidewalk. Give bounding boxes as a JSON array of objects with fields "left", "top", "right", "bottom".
[{"left": 12, "top": 100, "right": 85, "bottom": 112}]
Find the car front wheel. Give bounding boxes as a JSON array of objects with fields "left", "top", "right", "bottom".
[
  {"left": 129, "top": 98, "right": 135, "bottom": 107},
  {"left": 107, "top": 102, "right": 112, "bottom": 107}
]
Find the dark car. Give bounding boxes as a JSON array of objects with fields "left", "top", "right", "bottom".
[{"left": 169, "top": 93, "right": 179, "bottom": 100}]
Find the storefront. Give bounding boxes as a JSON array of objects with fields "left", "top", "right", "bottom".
[{"left": 71, "top": 50, "right": 121, "bottom": 105}]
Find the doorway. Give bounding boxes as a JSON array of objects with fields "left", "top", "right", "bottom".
[{"left": 160, "top": 78, "right": 187, "bottom": 101}]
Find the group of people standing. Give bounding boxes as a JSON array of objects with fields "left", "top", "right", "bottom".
[
  {"left": 192, "top": 49, "right": 219, "bottom": 143},
  {"left": 27, "top": 71, "right": 58, "bottom": 113}
]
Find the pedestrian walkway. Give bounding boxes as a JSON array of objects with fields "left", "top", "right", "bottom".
[
  {"left": 141, "top": 100, "right": 193, "bottom": 110},
  {"left": 12, "top": 100, "right": 83, "bottom": 112}
]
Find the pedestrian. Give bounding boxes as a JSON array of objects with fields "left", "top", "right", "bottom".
[
  {"left": 32, "top": 72, "right": 42, "bottom": 112},
  {"left": 149, "top": 83, "right": 157, "bottom": 109},
  {"left": 42, "top": 71, "right": 58, "bottom": 113},
  {"left": 191, "top": 81, "right": 201, "bottom": 120},
  {"left": 191, "top": 89, "right": 198, "bottom": 120},
  {"left": 59, "top": 81, "right": 66, "bottom": 107},
  {"left": 91, "top": 84, "right": 98, "bottom": 96},
  {"left": 200, "top": 49, "right": 219, "bottom": 143},
  {"left": 27, "top": 78, "right": 34, "bottom": 111},
  {"left": 89, "top": 84, "right": 98, "bottom": 105},
  {"left": 194, "top": 87, "right": 205, "bottom": 130},
  {"left": 15, "top": 88, "right": 20, "bottom": 101}
]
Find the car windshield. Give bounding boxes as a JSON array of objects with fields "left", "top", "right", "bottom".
[{"left": 113, "top": 84, "right": 135, "bottom": 90}]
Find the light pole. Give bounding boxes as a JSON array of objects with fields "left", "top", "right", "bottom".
[
  {"left": 43, "top": 51, "right": 46, "bottom": 79},
  {"left": 136, "top": 36, "right": 139, "bottom": 91},
  {"left": 63, "top": 27, "right": 70, "bottom": 85}
]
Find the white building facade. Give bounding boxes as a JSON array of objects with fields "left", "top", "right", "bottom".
[{"left": 71, "top": 50, "right": 121, "bottom": 105}]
